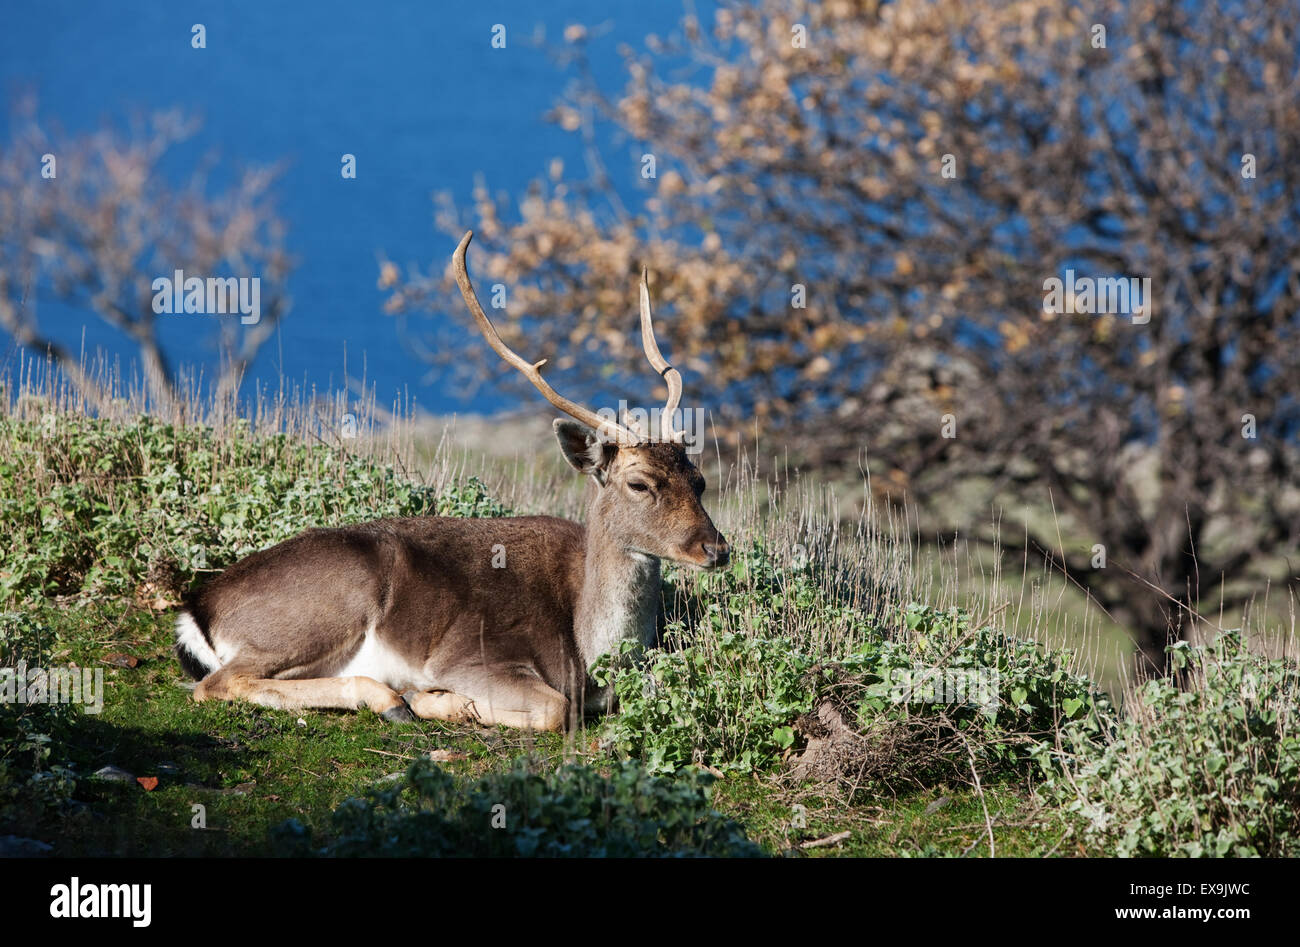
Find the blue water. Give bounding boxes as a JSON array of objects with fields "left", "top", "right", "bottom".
[{"left": 0, "top": 0, "right": 699, "bottom": 412}]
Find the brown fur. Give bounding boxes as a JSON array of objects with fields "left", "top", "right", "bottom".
[{"left": 178, "top": 433, "right": 728, "bottom": 731}]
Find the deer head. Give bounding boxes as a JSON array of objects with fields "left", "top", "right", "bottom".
[{"left": 453, "top": 231, "right": 729, "bottom": 569}]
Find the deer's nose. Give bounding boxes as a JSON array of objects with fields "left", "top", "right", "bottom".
[{"left": 703, "top": 539, "right": 730, "bottom": 568}]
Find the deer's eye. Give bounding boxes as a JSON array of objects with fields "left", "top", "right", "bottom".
[{"left": 627, "top": 480, "right": 651, "bottom": 494}]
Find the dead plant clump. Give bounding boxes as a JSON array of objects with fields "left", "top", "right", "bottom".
[{"left": 785, "top": 674, "right": 1039, "bottom": 801}]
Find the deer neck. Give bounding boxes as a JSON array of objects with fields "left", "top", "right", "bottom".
[{"left": 574, "top": 493, "right": 661, "bottom": 672}]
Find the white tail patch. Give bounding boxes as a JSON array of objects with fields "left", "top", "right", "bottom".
[
  {"left": 175, "top": 611, "right": 221, "bottom": 676},
  {"left": 336, "top": 625, "right": 433, "bottom": 692}
]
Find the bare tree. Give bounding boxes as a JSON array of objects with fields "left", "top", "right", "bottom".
[
  {"left": 0, "top": 101, "right": 291, "bottom": 415},
  {"left": 385, "top": 0, "right": 1300, "bottom": 671}
]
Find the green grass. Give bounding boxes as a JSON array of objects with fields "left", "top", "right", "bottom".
[
  {"left": 16, "top": 597, "right": 1092, "bottom": 857},
  {"left": 711, "top": 778, "right": 1081, "bottom": 857}
]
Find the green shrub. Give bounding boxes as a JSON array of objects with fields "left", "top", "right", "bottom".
[
  {"left": 595, "top": 576, "right": 1110, "bottom": 780},
  {"left": 669, "top": 538, "right": 881, "bottom": 645},
  {"left": 595, "top": 633, "right": 819, "bottom": 774},
  {"left": 277, "top": 758, "right": 762, "bottom": 857},
  {"left": 0, "top": 613, "right": 77, "bottom": 828},
  {"left": 1050, "top": 632, "right": 1300, "bottom": 857},
  {"left": 872, "top": 605, "right": 1111, "bottom": 768},
  {"left": 0, "top": 415, "right": 508, "bottom": 603},
  {"left": 601, "top": 540, "right": 878, "bottom": 776}
]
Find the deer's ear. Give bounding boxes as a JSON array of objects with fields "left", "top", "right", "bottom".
[{"left": 554, "top": 419, "right": 616, "bottom": 482}]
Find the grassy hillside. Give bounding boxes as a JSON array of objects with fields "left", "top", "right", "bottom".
[{"left": 1, "top": 376, "right": 1296, "bottom": 858}]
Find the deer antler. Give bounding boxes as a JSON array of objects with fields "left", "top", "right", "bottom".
[
  {"left": 453, "top": 231, "right": 642, "bottom": 445},
  {"left": 639, "top": 267, "right": 686, "bottom": 442}
]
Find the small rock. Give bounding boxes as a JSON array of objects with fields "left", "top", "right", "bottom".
[
  {"left": 102, "top": 653, "right": 140, "bottom": 669},
  {"left": 924, "top": 795, "right": 952, "bottom": 815},
  {"left": 156, "top": 762, "right": 182, "bottom": 777},
  {"left": 296, "top": 718, "right": 307, "bottom": 727},
  {"left": 92, "top": 765, "right": 135, "bottom": 783},
  {"left": 377, "top": 771, "right": 406, "bottom": 783}
]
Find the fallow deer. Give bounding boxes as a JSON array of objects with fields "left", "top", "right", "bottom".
[{"left": 174, "top": 231, "right": 729, "bottom": 731}]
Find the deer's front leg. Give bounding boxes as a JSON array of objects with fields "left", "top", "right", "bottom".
[
  {"left": 401, "top": 689, "right": 481, "bottom": 724},
  {"left": 405, "top": 668, "right": 570, "bottom": 731}
]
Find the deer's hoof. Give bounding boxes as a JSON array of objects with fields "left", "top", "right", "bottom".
[{"left": 382, "top": 700, "right": 416, "bottom": 723}]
